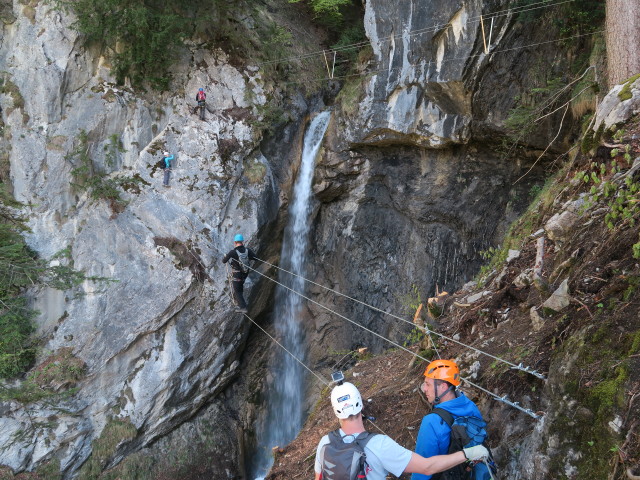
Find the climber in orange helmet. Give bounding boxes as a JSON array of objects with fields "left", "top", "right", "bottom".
[{"left": 413, "top": 359, "right": 495, "bottom": 480}]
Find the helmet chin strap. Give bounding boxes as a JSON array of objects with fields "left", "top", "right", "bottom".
[{"left": 433, "top": 383, "right": 454, "bottom": 405}]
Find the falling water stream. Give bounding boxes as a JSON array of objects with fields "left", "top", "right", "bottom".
[{"left": 250, "top": 111, "right": 331, "bottom": 479}]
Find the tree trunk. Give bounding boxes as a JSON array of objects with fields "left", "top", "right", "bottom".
[{"left": 606, "top": 0, "right": 640, "bottom": 87}]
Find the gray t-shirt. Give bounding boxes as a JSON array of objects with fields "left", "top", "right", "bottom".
[{"left": 314, "top": 429, "right": 413, "bottom": 480}]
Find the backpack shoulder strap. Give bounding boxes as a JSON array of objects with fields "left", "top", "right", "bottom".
[
  {"left": 353, "top": 431, "right": 378, "bottom": 450},
  {"left": 431, "top": 408, "right": 454, "bottom": 427},
  {"left": 328, "top": 429, "right": 343, "bottom": 444}
]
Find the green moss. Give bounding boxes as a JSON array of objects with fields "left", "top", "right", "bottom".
[
  {"left": 77, "top": 418, "right": 137, "bottom": 480},
  {"left": 0, "top": 78, "right": 25, "bottom": 112},
  {"left": 30, "top": 348, "right": 86, "bottom": 390},
  {"left": 628, "top": 330, "right": 640, "bottom": 355},
  {"left": 35, "top": 458, "right": 62, "bottom": 479},
  {"left": 617, "top": 73, "right": 640, "bottom": 102},
  {"left": 581, "top": 122, "right": 604, "bottom": 153},
  {"left": 545, "top": 327, "right": 630, "bottom": 479},
  {"left": 244, "top": 158, "right": 267, "bottom": 184},
  {"left": 587, "top": 365, "right": 628, "bottom": 412},
  {"left": 337, "top": 76, "right": 367, "bottom": 119}
]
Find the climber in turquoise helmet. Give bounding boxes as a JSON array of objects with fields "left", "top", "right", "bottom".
[{"left": 222, "top": 234, "right": 256, "bottom": 313}]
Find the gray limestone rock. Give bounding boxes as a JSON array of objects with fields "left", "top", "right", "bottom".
[
  {"left": 593, "top": 77, "right": 640, "bottom": 132},
  {"left": 541, "top": 279, "right": 571, "bottom": 313},
  {"left": 0, "top": 1, "right": 278, "bottom": 475}
]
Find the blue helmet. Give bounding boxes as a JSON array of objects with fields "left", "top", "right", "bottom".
[
  {"left": 234, "top": 234, "right": 244, "bottom": 242},
  {"left": 199, "top": 88, "right": 204, "bottom": 91}
]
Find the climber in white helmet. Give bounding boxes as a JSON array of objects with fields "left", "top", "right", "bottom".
[{"left": 314, "top": 376, "right": 489, "bottom": 480}]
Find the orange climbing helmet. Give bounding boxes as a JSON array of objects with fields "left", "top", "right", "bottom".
[{"left": 424, "top": 359, "right": 461, "bottom": 386}]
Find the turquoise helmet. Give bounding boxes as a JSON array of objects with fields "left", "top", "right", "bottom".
[{"left": 234, "top": 234, "right": 244, "bottom": 242}]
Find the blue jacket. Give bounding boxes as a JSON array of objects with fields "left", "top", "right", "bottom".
[
  {"left": 411, "top": 392, "right": 483, "bottom": 480},
  {"left": 163, "top": 154, "right": 174, "bottom": 169}
]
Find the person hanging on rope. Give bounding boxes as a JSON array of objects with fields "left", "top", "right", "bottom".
[
  {"left": 222, "top": 234, "right": 257, "bottom": 313},
  {"left": 412, "top": 359, "right": 495, "bottom": 480},
  {"left": 315, "top": 379, "right": 490, "bottom": 480}
]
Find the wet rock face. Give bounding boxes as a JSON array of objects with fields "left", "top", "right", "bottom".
[
  {"left": 307, "top": 139, "right": 542, "bottom": 359},
  {"left": 352, "top": 0, "right": 487, "bottom": 147},
  {"left": 302, "top": 0, "right": 573, "bottom": 361}
]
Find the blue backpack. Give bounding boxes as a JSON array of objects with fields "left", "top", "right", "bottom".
[{"left": 430, "top": 408, "right": 497, "bottom": 480}]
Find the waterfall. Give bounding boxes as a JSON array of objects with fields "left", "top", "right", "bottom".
[{"left": 251, "top": 111, "right": 331, "bottom": 479}]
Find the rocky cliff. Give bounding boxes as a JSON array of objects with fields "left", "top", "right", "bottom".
[
  {"left": 0, "top": 0, "right": 613, "bottom": 478},
  {"left": 301, "top": 0, "right": 581, "bottom": 370},
  {"left": 265, "top": 78, "right": 640, "bottom": 480},
  {"left": 0, "top": 0, "right": 313, "bottom": 477}
]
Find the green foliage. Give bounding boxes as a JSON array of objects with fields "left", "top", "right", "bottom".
[
  {"left": 618, "top": 73, "right": 640, "bottom": 102},
  {"left": 290, "top": 0, "right": 352, "bottom": 22},
  {"left": 67, "top": 130, "right": 141, "bottom": 213},
  {"left": 476, "top": 246, "right": 509, "bottom": 284},
  {"left": 476, "top": 169, "right": 566, "bottom": 285},
  {"left": 404, "top": 326, "right": 425, "bottom": 347},
  {"left": 252, "top": 104, "right": 286, "bottom": 136},
  {"left": 330, "top": 22, "right": 367, "bottom": 76},
  {"left": 55, "top": 0, "right": 188, "bottom": 89},
  {"left": 505, "top": 76, "right": 566, "bottom": 140},
  {"left": 575, "top": 151, "right": 640, "bottom": 239},
  {"left": 513, "top": 0, "right": 605, "bottom": 37},
  {"left": 0, "top": 185, "right": 105, "bottom": 380},
  {"left": 0, "top": 294, "right": 36, "bottom": 378},
  {"left": 257, "top": 23, "right": 294, "bottom": 79}
]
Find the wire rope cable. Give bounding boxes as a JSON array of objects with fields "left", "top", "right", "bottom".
[
  {"left": 242, "top": 311, "right": 330, "bottom": 387},
  {"left": 256, "top": 0, "right": 579, "bottom": 66},
  {"left": 246, "top": 262, "right": 543, "bottom": 419},
  {"left": 252, "top": 257, "right": 545, "bottom": 380}
]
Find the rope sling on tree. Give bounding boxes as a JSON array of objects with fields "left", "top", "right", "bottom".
[{"left": 239, "top": 259, "right": 543, "bottom": 420}]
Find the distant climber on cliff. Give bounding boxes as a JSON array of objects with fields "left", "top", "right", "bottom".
[
  {"left": 160, "top": 151, "right": 174, "bottom": 188},
  {"left": 222, "top": 234, "right": 257, "bottom": 313},
  {"left": 314, "top": 377, "right": 490, "bottom": 480},
  {"left": 412, "top": 359, "right": 496, "bottom": 480},
  {"left": 193, "top": 87, "right": 206, "bottom": 119}
]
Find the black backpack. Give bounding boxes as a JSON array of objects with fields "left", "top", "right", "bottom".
[
  {"left": 235, "top": 248, "right": 250, "bottom": 273},
  {"left": 319, "top": 430, "right": 378, "bottom": 480},
  {"left": 430, "top": 409, "right": 497, "bottom": 480}
]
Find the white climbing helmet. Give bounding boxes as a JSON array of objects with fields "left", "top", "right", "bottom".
[{"left": 330, "top": 382, "right": 363, "bottom": 419}]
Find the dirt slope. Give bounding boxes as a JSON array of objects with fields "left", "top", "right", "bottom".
[{"left": 265, "top": 116, "right": 640, "bottom": 479}]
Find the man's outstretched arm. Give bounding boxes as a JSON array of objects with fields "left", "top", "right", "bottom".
[{"left": 404, "top": 445, "right": 488, "bottom": 476}]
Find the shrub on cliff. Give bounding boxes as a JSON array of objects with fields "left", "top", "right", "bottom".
[
  {"left": 55, "top": 0, "right": 188, "bottom": 90},
  {"left": 0, "top": 188, "right": 99, "bottom": 379}
]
